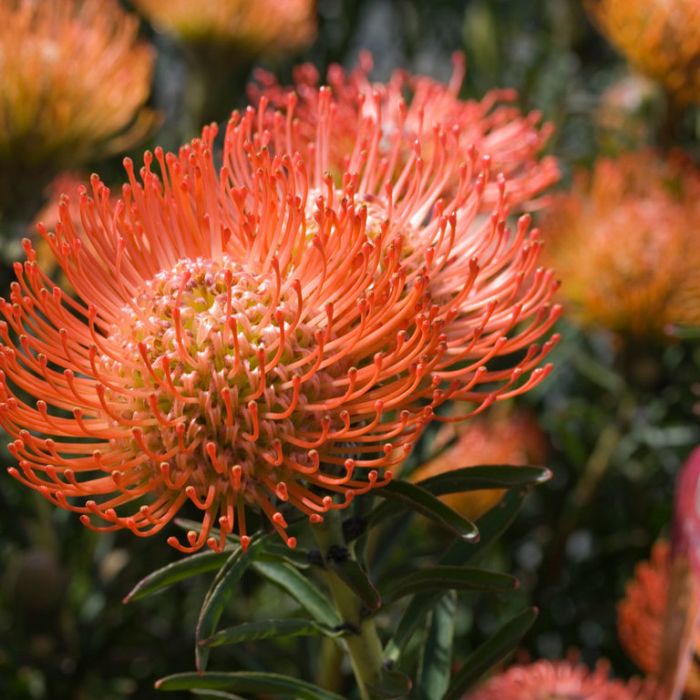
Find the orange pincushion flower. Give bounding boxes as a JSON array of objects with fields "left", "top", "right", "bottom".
[
  {"left": 250, "top": 52, "right": 559, "bottom": 212},
  {"left": 465, "top": 658, "right": 648, "bottom": 700},
  {"left": 410, "top": 411, "right": 546, "bottom": 520},
  {"left": 541, "top": 150, "right": 700, "bottom": 338},
  {"left": 586, "top": 0, "right": 700, "bottom": 105},
  {"left": 1, "top": 88, "right": 560, "bottom": 554},
  {"left": 133, "top": 0, "right": 315, "bottom": 56},
  {"left": 0, "top": 0, "right": 154, "bottom": 174},
  {"left": 617, "top": 540, "right": 700, "bottom": 693},
  {"left": 618, "top": 540, "right": 671, "bottom": 676}
]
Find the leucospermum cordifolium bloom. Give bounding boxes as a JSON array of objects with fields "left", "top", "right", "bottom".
[
  {"left": 617, "top": 540, "right": 671, "bottom": 678},
  {"left": 250, "top": 52, "right": 560, "bottom": 212},
  {"left": 541, "top": 150, "right": 700, "bottom": 339},
  {"left": 0, "top": 0, "right": 154, "bottom": 178},
  {"left": 586, "top": 0, "right": 700, "bottom": 106},
  {"left": 132, "top": 0, "right": 315, "bottom": 56},
  {"left": 617, "top": 539, "right": 700, "bottom": 695},
  {"left": 464, "top": 658, "right": 650, "bottom": 700},
  {"left": 1, "top": 84, "right": 561, "bottom": 555}
]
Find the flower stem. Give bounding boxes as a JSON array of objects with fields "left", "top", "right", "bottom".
[{"left": 312, "top": 516, "right": 384, "bottom": 700}]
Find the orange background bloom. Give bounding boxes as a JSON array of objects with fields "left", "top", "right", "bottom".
[
  {"left": 541, "top": 150, "right": 700, "bottom": 339},
  {"left": 587, "top": 0, "right": 700, "bottom": 105}
]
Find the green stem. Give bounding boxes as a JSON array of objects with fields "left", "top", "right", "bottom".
[
  {"left": 317, "top": 635, "right": 344, "bottom": 693},
  {"left": 312, "top": 515, "right": 384, "bottom": 700}
]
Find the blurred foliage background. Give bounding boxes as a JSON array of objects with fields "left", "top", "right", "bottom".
[{"left": 2, "top": 0, "right": 700, "bottom": 698}]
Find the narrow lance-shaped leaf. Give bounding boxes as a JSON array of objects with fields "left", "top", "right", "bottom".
[
  {"left": 366, "top": 466, "right": 549, "bottom": 531},
  {"left": 382, "top": 566, "right": 517, "bottom": 604},
  {"left": 373, "top": 480, "right": 479, "bottom": 541},
  {"left": 252, "top": 556, "right": 341, "bottom": 627},
  {"left": 196, "top": 544, "right": 255, "bottom": 671},
  {"left": 385, "top": 489, "right": 527, "bottom": 662},
  {"left": 367, "top": 668, "right": 414, "bottom": 699},
  {"left": 415, "top": 465, "right": 551, "bottom": 495},
  {"left": 156, "top": 672, "right": 347, "bottom": 700},
  {"left": 123, "top": 549, "right": 230, "bottom": 603},
  {"left": 415, "top": 591, "right": 456, "bottom": 700},
  {"left": 443, "top": 607, "right": 538, "bottom": 700},
  {"left": 202, "top": 618, "right": 344, "bottom": 648},
  {"left": 192, "top": 692, "right": 246, "bottom": 700}
]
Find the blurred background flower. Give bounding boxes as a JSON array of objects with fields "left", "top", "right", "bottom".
[
  {"left": 617, "top": 540, "right": 700, "bottom": 696},
  {"left": 0, "top": 0, "right": 155, "bottom": 225},
  {"left": 464, "top": 657, "right": 647, "bottom": 700},
  {"left": 586, "top": 0, "right": 700, "bottom": 108},
  {"left": 133, "top": 0, "right": 315, "bottom": 56},
  {"left": 132, "top": 0, "right": 316, "bottom": 135},
  {"left": 541, "top": 150, "right": 700, "bottom": 341}
]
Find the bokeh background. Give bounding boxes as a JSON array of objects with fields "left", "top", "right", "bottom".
[{"left": 2, "top": 0, "right": 700, "bottom": 698}]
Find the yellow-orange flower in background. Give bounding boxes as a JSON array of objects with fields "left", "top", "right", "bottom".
[
  {"left": 0, "top": 0, "right": 155, "bottom": 216},
  {"left": 133, "top": 0, "right": 315, "bottom": 56},
  {"left": 465, "top": 658, "right": 650, "bottom": 700},
  {"left": 617, "top": 540, "right": 700, "bottom": 695},
  {"left": 1, "top": 83, "right": 560, "bottom": 553},
  {"left": 250, "top": 52, "right": 559, "bottom": 212},
  {"left": 586, "top": 0, "right": 700, "bottom": 105},
  {"left": 541, "top": 150, "right": 700, "bottom": 339},
  {"left": 409, "top": 410, "right": 547, "bottom": 521}
]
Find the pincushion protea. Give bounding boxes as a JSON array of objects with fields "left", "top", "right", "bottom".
[
  {"left": 250, "top": 52, "right": 559, "bottom": 212},
  {"left": 464, "top": 658, "right": 650, "bottom": 700},
  {"left": 541, "top": 150, "right": 700, "bottom": 339},
  {"left": 0, "top": 0, "right": 154, "bottom": 216},
  {"left": 586, "top": 0, "right": 700, "bottom": 105},
  {"left": 618, "top": 540, "right": 672, "bottom": 677},
  {"left": 132, "top": 0, "right": 315, "bottom": 56},
  {"left": 618, "top": 540, "right": 700, "bottom": 697},
  {"left": 1, "top": 86, "right": 560, "bottom": 554}
]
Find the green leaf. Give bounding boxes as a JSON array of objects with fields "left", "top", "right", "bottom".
[
  {"left": 327, "top": 555, "right": 382, "bottom": 612},
  {"left": 443, "top": 607, "right": 538, "bottom": 700},
  {"left": 156, "top": 672, "right": 346, "bottom": 700},
  {"left": 366, "top": 467, "right": 547, "bottom": 533},
  {"left": 374, "top": 480, "right": 479, "bottom": 541},
  {"left": 367, "top": 668, "right": 413, "bottom": 699},
  {"left": 196, "top": 544, "right": 255, "bottom": 671},
  {"left": 415, "top": 465, "right": 551, "bottom": 495},
  {"left": 383, "top": 566, "right": 517, "bottom": 604},
  {"left": 123, "top": 550, "right": 231, "bottom": 604},
  {"left": 453, "top": 489, "right": 526, "bottom": 563},
  {"left": 252, "top": 556, "right": 341, "bottom": 627},
  {"left": 415, "top": 591, "right": 456, "bottom": 700},
  {"left": 202, "top": 618, "right": 342, "bottom": 647},
  {"left": 385, "top": 489, "right": 527, "bottom": 662},
  {"left": 192, "top": 692, "right": 246, "bottom": 700},
  {"left": 263, "top": 542, "right": 312, "bottom": 569}
]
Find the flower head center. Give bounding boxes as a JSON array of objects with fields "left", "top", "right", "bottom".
[{"left": 103, "top": 256, "right": 330, "bottom": 504}]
